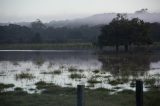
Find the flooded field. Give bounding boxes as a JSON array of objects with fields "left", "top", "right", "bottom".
[{"left": 0, "top": 50, "right": 160, "bottom": 93}]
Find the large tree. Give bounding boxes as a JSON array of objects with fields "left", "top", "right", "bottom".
[{"left": 98, "top": 14, "right": 152, "bottom": 52}]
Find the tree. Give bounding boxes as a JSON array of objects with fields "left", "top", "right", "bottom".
[
  {"left": 31, "top": 19, "right": 46, "bottom": 30},
  {"left": 98, "top": 14, "right": 152, "bottom": 52},
  {"left": 32, "top": 33, "right": 42, "bottom": 43}
]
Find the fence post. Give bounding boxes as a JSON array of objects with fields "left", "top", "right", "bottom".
[
  {"left": 77, "top": 85, "right": 85, "bottom": 106},
  {"left": 136, "top": 80, "right": 143, "bottom": 106}
]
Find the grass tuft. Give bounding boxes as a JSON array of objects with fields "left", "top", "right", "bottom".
[
  {"left": 15, "top": 72, "right": 35, "bottom": 80},
  {"left": 70, "top": 73, "right": 85, "bottom": 79},
  {"left": 0, "top": 83, "right": 14, "bottom": 91},
  {"left": 87, "top": 78, "right": 101, "bottom": 84},
  {"left": 68, "top": 67, "right": 77, "bottom": 72}
]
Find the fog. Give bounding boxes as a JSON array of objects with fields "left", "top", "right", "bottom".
[{"left": 0, "top": 0, "right": 160, "bottom": 22}]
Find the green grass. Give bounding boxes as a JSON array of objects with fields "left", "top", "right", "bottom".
[
  {"left": 70, "top": 73, "right": 85, "bottom": 79},
  {"left": 0, "top": 83, "right": 14, "bottom": 91},
  {"left": 108, "top": 78, "right": 129, "bottom": 86},
  {"left": 40, "top": 71, "right": 55, "bottom": 74},
  {"left": 40, "top": 70, "right": 61, "bottom": 75},
  {"left": 53, "top": 70, "right": 62, "bottom": 74},
  {"left": 0, "top": 43, "right": 95, "bottom": 50},
  {"left": 78, "top": 69, "right": 84, "bottom": 72},
  {"left": 35, "top": 58, "right": 44, "bottom": 66},
  {"left": 35, "top": 81, "right": 57, "bottom": 89},
  {"left": 144, "top": 78, "right": 156, "bottom": 88},
  {"left": 108, "top": 79, "right": 124, "bottom": 86},
  {"left": 87, "top": 78, "right": 102, "bottom": 84},
  {"left": 0, "top": 87, "right": 159, "bottom": 106},
  {"left": 130, "top": 80, "right": 136, "bottom": 88},
  {"left": 93, "top": 69, "right": 100, "bottom": 74},
  {"left": 14, "top": 87, "right": 23, "bottom": 91},
  {"left": 15, "top": 72, "right": 35, "bottom": 80},
  {"left": 68, "top": 67, "right": 78, "bottom": 72}
]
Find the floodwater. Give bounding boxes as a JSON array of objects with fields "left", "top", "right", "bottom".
[{"left": 0, "top": 50, "right": 160, "bottom": 93}]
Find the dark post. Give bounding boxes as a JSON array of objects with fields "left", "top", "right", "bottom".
[
  {"left": 136, "top": 80, "right": 143, "bottom": 106},
  {"left": 77, "top": 85, "right": 85, "bottom": 106}
]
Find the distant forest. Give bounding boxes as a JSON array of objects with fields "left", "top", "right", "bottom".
[{"left": 0, "top": 19, "right": 160, "bottom": 44}]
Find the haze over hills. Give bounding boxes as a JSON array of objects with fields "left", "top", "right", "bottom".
[{"left": 1, "top": 9, "right": 160, "bottom": 28}]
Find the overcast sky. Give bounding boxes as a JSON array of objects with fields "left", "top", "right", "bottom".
[{"left": 0, "top": 0, "right": 160, "bottom": 22}]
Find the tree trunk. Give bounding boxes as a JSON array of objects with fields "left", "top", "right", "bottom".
[
  {"left": 116, "top": 44, "right": 119, "bottom": 53},
  {"left": 99, "top": 45, "right": 103, "bottom": 50},
  {"left": 124, "top": 44, "right": 128, "bottom": 52}
]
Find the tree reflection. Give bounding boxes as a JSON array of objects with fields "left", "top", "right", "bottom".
[{"left": 98, "top": 53, "right": 151, "bottom": 77}]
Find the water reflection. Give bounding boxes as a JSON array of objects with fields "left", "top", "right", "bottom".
[
  {"left": 0, "top": 50, "right": 160, "bottom": 93},
  {"left": 98, "top": 54, "right": 151, "bottom": 77}
]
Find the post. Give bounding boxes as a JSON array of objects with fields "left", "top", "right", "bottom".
[
  {"left": 136, "top": 80, "right": 143, "bottom": 106},
  {"left": 77, "top": 85, "right": 85, "bottom": 106}
]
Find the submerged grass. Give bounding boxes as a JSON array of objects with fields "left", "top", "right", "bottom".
[
  {"left": 15, "top": 72, "right": 35, "bottom": 80},
  {"left": 108, "top": 80, "right": 124, "bottom": 86},
  {"left": 0, "top": 83, "right": 14, "bottom": 91},
  {"left": 14, "top": 87, "right": 23, "bottom": 91},
  {"left": 53, "top": 70, "right": 62, "bottom": 74},
  {"left": 70, "top": 73, "right": 85, "bottom": 79},
  {"left": 40, "top": 70, "right": 61, "bottom": 75},
  {"left": 144, "top": 78, "right": 156, "bottom": 87},
  {"left": 35, "top": 58, "right": 44, "bottom": 66},
  {"left": 35, "top": 81, "right": 56, "bottom": 89},
  {"left": 108, "top": 78, "right": 129, "bottom": 86},
  {"left": 87, "top": 78, "right": 102, "bottom": 84},
  {"left": 93, "top": 69, "right": 100, "bottom": 74},
  {"left": 40, "top": 71, "right": 55, "bottom": 74},
  {"left": 68, "top": 67, "right": 78, "bottom": 72}
]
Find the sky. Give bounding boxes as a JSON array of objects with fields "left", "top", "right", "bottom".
[{"left": 0, "top": 0, "right": 160, "bottom": 22}]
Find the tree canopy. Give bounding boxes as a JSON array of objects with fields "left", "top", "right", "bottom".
[
  {"left": 98, "top": 14, "right": 152, "bottom": 52},
  {"left": 0, "top": 18, "right": 160, "bottom": 45}
]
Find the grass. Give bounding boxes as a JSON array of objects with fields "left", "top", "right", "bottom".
[
  {"left": 35, "top": 58, "right": 44, "bottom": 66},
  {"left": 12, "top": 61, "right": 19, "bottom": 66},
  {"left": 40, "top": 71, "right": 55, "bottom": 74},
  {"left": 78, "top": 69, "right": 84, "bottom": 72},
  {"left": 15, "top": 72, "right": 35, "bottom": 80},
  {"left": 130, "top": 80, "right": 136, "bottom": 88},
  {"left": 93, "top": 69, "right": 100, "bottom": 74},
  {"left": 87, "top": 78, "right": 102, "bottom": 84},
  {"left": 69, "top": 73, "right": 85, "bottom": 79},
  {"left": 53, "top": 70, "right": 62, "bottom": 74},
  {"left": 40, "top": 70, "right": 61, "bottom": 75},
  {"left": 144, "top": 78, "right": 156, "bottom": 88},
  {"left": 0, "top": 83, "right": 14, "bottom": 91},
  {"left": 35, "top": 81, "right": 57, "bottom": 89},
  {"left": 41, "top": 70, "right": 62, "bottom": 75},
  {"left": 108, "top": 79, "right": 124, "bottom": 86},
  {"left": 68, "top": 67, "right": 78, "bottom": 72},
  {"left": 14, "top": 87, "right": 23, "bottom": 91},
  {"left": 0, "top": 43, "right": 94, "bottom": 50},
  {"left": 0, "top": 86, "right": 159, "bottom": 106},
  {"left": 35, "top": 81, "right": 75, "bottom": 95},
  {"left": 59, "top": 65, "right": 65, "bottom": 69},
  {"left": 108, "top": 78, "right": 129, "bottom": 86}
]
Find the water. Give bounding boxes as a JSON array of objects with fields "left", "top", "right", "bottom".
[{"left": 0, "top": 50, "right": 160, "bottom": 93}]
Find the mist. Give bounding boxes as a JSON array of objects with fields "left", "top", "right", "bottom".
[{"left": 0, "top": 0, "right": 160, "bottom": 22}]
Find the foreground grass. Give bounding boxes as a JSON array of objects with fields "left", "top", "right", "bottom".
[
  {"left": 0, "top": 43, "right": 95, "bottom": 50},
  {"left": 0, "top": 82, "right": 159, "bottom": 106}
]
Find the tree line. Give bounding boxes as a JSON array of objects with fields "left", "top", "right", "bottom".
[
  {"left": 0, "top": 19, "right": 100, "bottom": 44},
  {"left": 0, "top": 17, "right": 160, "bottom": 46},
  {"left": 98, "top": 14, "right": 160, "bottom": 52}
]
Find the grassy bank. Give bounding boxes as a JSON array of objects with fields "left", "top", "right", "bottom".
[
  {"left": 0, "top": 83, "right": 159, "bottom": 106},
  {"left": 0, "top": 43, "right": 95, "bottom": 50}
]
